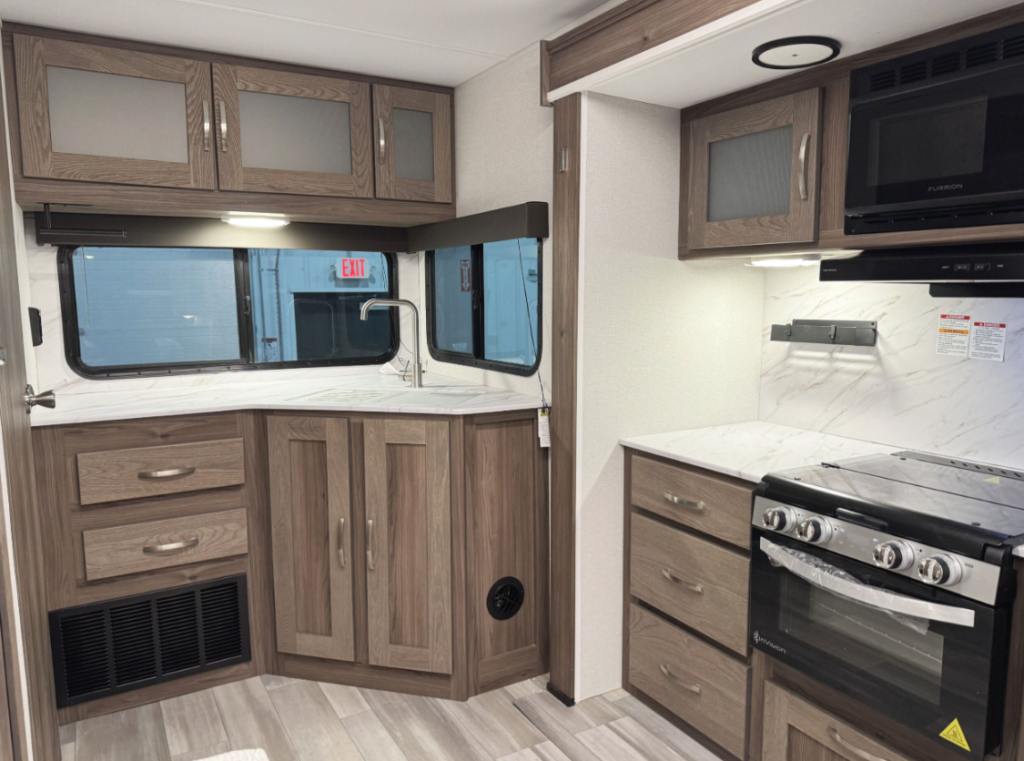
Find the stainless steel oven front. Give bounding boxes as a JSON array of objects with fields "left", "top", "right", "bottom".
[{"left": 749, "top": 498, "right": 1012, "bottom": 760}]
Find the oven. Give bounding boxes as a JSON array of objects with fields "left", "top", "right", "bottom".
[
  {"left": 750, "top": 522, "right": 1011, "bottom": 759},
  {"left": 845, "top": 24, "right": 1024, "bottom": 235}
]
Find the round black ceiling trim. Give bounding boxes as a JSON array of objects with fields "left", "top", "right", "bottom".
[{"left": 752, "top": 36, "right": 842, "bottom": 70}]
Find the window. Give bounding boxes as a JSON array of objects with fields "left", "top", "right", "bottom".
[
  {"left": 426, "top": 238, "right": 541, "bottom": 376},
  {"left": 60, "top": 246, "right": 397, "bottom": 377}
]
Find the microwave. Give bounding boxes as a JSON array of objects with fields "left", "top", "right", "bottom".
[{"left": 845, "top": 24, "right": 1024, "bottom": 235}]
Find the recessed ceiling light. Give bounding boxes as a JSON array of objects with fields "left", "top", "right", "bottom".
[
  {"left": 753, "top": 36, "right": 841, "bottom": 70},
  {"left": 221, "top": 213, "right": 290, "bottom": 229}
]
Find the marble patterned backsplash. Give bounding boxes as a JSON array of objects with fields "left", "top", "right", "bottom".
[{"left": 760, "top": 266, "right": 1024, "bottom": 468}]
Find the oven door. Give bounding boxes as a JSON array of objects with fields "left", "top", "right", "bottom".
[
  {"left": 846, "top": 66, "right": 1024, "bottom": 215},
  {"left": 750, "top": 531, "right": 1009, "bottom": 760}
]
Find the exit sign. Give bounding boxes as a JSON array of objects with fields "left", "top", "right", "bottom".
[{"left": 337, "top": 259, "right": 367, "bottom": 279}]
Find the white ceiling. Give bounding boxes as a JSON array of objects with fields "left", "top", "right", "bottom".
[
  {"left": 0, "top": 0, "right": 612, "bottom": 86},
  {"left": 551, "top": 0, "right": 1024, "bottom": 108}
]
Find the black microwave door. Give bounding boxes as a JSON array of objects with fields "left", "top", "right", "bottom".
[
  {"left": 750, "top": 531, "right": 1006, "bottom": 761},
  {"left": 846, "top": 67, "right": 1024, "bottom": 213}
]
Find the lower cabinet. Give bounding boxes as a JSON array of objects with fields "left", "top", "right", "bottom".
[
  {"left": 762, "top": 682, "right": 912, "bottom": 761},
  {"left": 267, "top": 415, "right": 355, "bottom": 662}
]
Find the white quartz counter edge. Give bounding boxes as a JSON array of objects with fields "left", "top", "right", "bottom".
[
  {"left": 30, "top": 375, "right": 545, "bottom": 427},
  {"left": 620, "top": 421, "right": 901, "bottom": 484}
]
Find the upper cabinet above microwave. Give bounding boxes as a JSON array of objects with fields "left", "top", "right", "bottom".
[{"left": 7, "top": 31, "right": 455, "bottom": 225}]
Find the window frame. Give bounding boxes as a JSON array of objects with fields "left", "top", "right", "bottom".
[
  {"left": 57, "top": 245, "right": 400, "bottom": 379},
  {"left": 425, "top": 238, "right": 542, "bottom": 377}
]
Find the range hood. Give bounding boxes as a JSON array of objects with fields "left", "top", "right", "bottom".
[{"left": 820, "top": 243, "right": 1024, "bottom": 288}]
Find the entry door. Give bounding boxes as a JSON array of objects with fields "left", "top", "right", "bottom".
[
  {"left": 364, "top": 419, "right": 452, "bottom": 674},
  {"left": 268, "top": 416, "right": 355, "bottom": 661}
]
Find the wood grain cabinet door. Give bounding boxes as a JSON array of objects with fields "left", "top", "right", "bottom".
[
  {"left": 688, "top": 88, "right": 822, "bottom": 250},
  {"left": 213, "top": 64, "right": 373, "bottom": 198},
  {"left": 373, "top": 85, "right": 452, "bottom": 203},
  {"left": 13, "top": 34, "right": 216, "bottom": 189},
  {"left": 762, "top": 682, "right": 914, "bottom": 761},
  {"left": 268, "top": 415, "right": 355, "bottom": 662},
  {"left": 364, "top": 418, "right": 453, "bottom": 674}
]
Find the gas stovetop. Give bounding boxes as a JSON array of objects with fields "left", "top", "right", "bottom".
[{"left": 759, "top": 451, "right": 1024, "bottom": 560}]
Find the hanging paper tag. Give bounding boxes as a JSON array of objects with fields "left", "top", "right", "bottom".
[{"left": 538, "top": 408, "right": 551, "bottom": 448}]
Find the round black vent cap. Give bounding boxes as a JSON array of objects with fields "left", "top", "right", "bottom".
[{"left": 487, "top": 577, "right": 525, "bottom": 621}]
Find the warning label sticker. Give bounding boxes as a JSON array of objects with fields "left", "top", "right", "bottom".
[
  {"left": 937, "top": 314, "right": 971, "bottom": 357},
  {"left": 969, "top": 322, "right": 1008, "bottom": 362},
  {"left": 940, "top": 718, "right": 971, "bottom": 752}
]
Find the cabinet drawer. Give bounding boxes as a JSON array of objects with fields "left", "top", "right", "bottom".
[
  {"left": 628, "top": 604, "right": 748, "bottom": 758},
  {"left": 630, "top": 514, "right": 749, "bottom": 655},
  {"left": 83, "top": 508, "right": 248, "bottom": 581},
  {"left": 631, "top": 455, "right": 752, "bottom": 548},
  {"left": 77, "top": 438, "right": 246, "bottom": 506}
]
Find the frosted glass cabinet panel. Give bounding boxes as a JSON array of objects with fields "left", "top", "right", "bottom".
[
  {"left": 374, "top": 85, "right": 452, "bottom": 203},
  {"left": 14, "top": 35, "right": 215, "bottom": 189},
  {"left": 214, "top": 65, "right": 373, "bottom": 198},
  {"left": 688, "top": 88, "right": 822, "bottom": 250}
]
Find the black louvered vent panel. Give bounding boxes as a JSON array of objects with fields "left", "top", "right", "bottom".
[
  {"left": 931, "top": 52, "right": 962, "bottom": 76},
  {"left": 201, "top": 582, "right": 243, "bottom": 663},
  {"left": 1004, "top": 35, "right": 1024, "bottom": 59},
  {"left": 899, "top": 61, "right": 928, "bottom": 84},
  {"left": 966, "top": 42, "right": 999, "bottom": 68},
  {"left": 50, "top": 575, "right": 250, "bottom": 707},
  {"left": 869, "top": 69, "right": 897, "bottom": 91},
  {"left": 157, "top": 591, "right": 201, "bottom": 674},
  {"left": 110, "top": 601, "right": 156, "bottom": 685}
]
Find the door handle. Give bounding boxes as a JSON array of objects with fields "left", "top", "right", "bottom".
[
  {"left": 798, "top": 132, "right": 811, "bottom": 201},
  {"left": 24, "top": 385, "right": 55, "bottom": 412},
  {"left": 366, "top": 519, "right": 376, "bottom": 571},
  {"left": 337, "top": 518, "right": 346, "bottom": 568},
  {"left": 202, "top": 100, "right": 211, "bottom": 152},
  {"left": 378, "top": 118, "right": 386, "bottom": 165},
  {"left": 218, "top": 100, "right": 228, "bottom": 153}
]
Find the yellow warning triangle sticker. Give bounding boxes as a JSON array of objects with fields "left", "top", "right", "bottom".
[
  {"left": 940, "top": 719, "right": 971, "bottom": 752},
  {"left": 986, "top": 476, "right": 1002, "bottom": 484}
]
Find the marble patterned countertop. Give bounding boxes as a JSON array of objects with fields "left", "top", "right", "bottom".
[
  {"left": 31, "top": 371, "right": 545, "bottom": 427},
  {"left": 620, "top": 421, "right": 900, "bottom": 483}
]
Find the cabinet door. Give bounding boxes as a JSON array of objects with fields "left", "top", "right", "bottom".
[
  {"left": 688, "top": 88, "right": 822, "bottom": 250},
  {"left": 373, "top": 85, "right": 452, "bottom": 203},
  {"left": 268, "top": 415, "right": 354, "bottom": 661},
  {"left": 13, "top": 35, "right": 215, "bottom": 189},
  {"left": 213, "top": 64, "right": 373, "bottom": 197},
  {"left": 364, "top": 418, "right": 452, "bottom": 674},
  {"left": 763, "top": 682, "right": 913, "bottom": 761}
]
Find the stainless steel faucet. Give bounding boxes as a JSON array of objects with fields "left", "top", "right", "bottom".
[{"left": 360, "top": 298, "right": 423, "bottom": 388}]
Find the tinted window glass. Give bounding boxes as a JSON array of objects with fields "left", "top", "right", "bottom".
[
  {"left": 71, "top": 247, "right": 242, "bottom": 369},
  {"left": 483, "top": 238, "right": 539, "bottom": 368},
  {"left": 431, "top": 246, "right": 474, "bottom": 356}
]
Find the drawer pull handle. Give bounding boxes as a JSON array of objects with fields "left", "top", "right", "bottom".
[
  {"left": 143, "top": 537, "right": 199, "bottom": 554},
  {"left": 366, "top": 519, "right": 376, "bottom": 571},
  {"left": 661, "top": 569, "right": 703, "bottom": 593},
  {"left": 663, "top": 492, "right": 704, "bottom": 512},
  {"left": 828, "top": 728, "right": 887, "bottom": 761},
  {"left": 659, "top": 664, "right": 701, "bottom": 695},
  {"left": 337, "top": 518, "right": 346, "bottom": 568},
  {"left": 138, "top": 466, "right": 196, "bottom": 480}
]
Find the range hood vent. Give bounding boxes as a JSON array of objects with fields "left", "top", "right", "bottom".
[{"left": 819, "top": 244, "right": 1024, "bottom": 287}]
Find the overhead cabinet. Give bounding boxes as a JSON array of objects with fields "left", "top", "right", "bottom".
[
  {"left": 373, "top": 85, "right": 453, "bottom": 204},
  {"left": 688, "top": 88, "right": 822, "bottom": 250}
]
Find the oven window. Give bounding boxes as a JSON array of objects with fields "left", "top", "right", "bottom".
[
  {"left": 867, "top": 97, "right": 988, "bottom": 187},
  {"left": 780, "top": 575, "right": 945, "bottom": 705}
]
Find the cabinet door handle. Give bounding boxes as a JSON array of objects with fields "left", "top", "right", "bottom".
[
  {"left": 143, "top": 537, "right": 199, "bottom": 554},
  {"left": 366, "top": 519, "right": 376, "bottom": 571},
  {"left": 378, "top": 118, "right": 386, "bottom": 165},
  {"left": 663, "top": 492, "right": 704, "bottom": 512},
  {"left": 661, "top": 569, "right": 703, "bottom": 593},
  {"left": 219, "top": 100, "right": 228, "bottom": 153},
  {"left": 828, "top": 728, "right": 887, "bottom": 761},
  {"left": 138, "top": 466, "right": 195, "bottom": 480},
  {"left": 659, "top": 664, "right": 701, "bottom": 695},
  {"left": 337, "top": 518, "right": 346, "bottom": 568},
  {"left": 202, "top": 100, "right": 211, "bottom": 152},
  {"left": 798, "top": 132, "right": 811, "bottom": 201}
]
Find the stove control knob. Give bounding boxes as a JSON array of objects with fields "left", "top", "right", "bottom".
[
  {"left": 872, "top": 541, "right": 915, "bottom": 571},
  {"left": 796, "top": 517, "right": 832, "bottom": 544},
  {"left": 918, "top": 555, "right": 963, "bottom": 586},
  {"left": 762, "top": 507, "right": 796, "bottom": 533}
]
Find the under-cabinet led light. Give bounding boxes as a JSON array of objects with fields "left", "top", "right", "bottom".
[{"left": 221, "top": 213, "right": 290, "bottom": 229}]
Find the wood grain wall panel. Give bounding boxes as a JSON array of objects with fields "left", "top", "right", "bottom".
[{"left": 550, "top": 92, "right": 582, "bottom": 702}]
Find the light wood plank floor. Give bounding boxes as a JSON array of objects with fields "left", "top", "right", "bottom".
[{"left": 60, "top": 674, "right": 724, "bottom": 761}]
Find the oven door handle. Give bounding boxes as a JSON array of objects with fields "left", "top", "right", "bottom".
[{"left": 760, "top": 538, "right": 976, "bottom": 628}]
